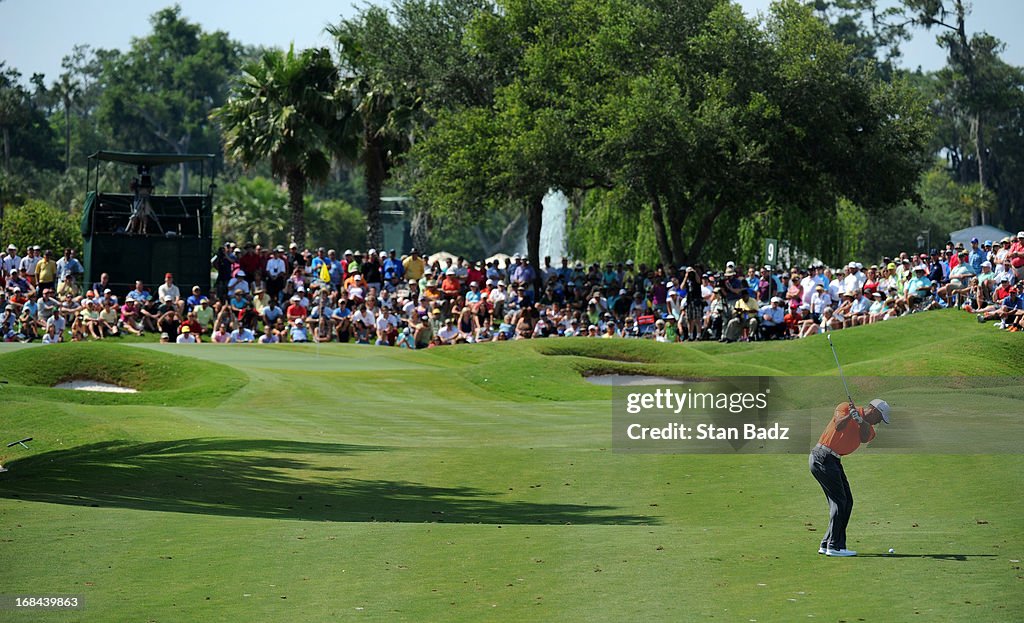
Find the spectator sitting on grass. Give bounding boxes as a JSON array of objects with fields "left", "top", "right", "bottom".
[
  {"left": 759, "top": 297, "right": 786, "bottom": 340},
  {"left": 176, "top": 325, "right": 198, "bottom": 344},
  {"left": 229, "top": 323, "right": 256, "bottom": 343},
  {"left": 208, "top": 322, "right": 230, "bottom": 343},
  {"left": 7, "top": 269, "right": 35, "bottom": 299},
  {"left": 57, "top": 276, "right": 84, "bottom": 303},
  {"left": 194, "top": 297, "right": 214, "bottom": 329},
  {"left": 848, "top": 290, "right": 871, "bottom": 326},
  {"left": 867, "top": 292, "right": 889, "bottom": 323},
  {"left": 80, "top": 300, "right": 104, "bottom": 340},
  {"left": 723, "top": 290, "right": 758, "bottom": 342},
  {"left": 976, "top": 285, "right": 1024, "bottom": 328},
  {"left": 126, "top": 280, "right": 151, "bottom": 305},
  {"left": 98, "top": 300, "right": 120, "bottom": 337},
  {"left": 119, "top": 299, "right": 144, "bottom": 336},
  {"left": 262, "top": 297, "right": 283, "bottom": 329},
  {"left": 904, "top": 265, "right": 931, "bottom": 310},
  {"left": 158, "top": 308, "right": 181, "bottom": 343},
  {"left": 258, "top": 324, "right": 281, "bottom": 343},
  {"left": 42, "top": 322, "right": 59, "bottom": 344},
  {"left": 289, "top": 318, "right": 310, "bottom": 343},
  {"left": 185, "top": 285, "right": 205, "bottom": 312},
  {"left": 181, "top": 310, "right": 203, "bottom": 339}
]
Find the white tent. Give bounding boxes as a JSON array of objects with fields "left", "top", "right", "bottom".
[
  {"left": 485, "top": 252, "right": 512, "bottom": 265},
  {"left": 427, "top": 251, "right": 458, "bottom": 266},
  {"left": 949, "top": 224, "right": 1012, "bottom": 246}
]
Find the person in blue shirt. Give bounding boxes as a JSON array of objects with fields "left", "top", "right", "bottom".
[
  {"left": 998, "top": 287, "right": 1024, "bottom": 330},
  {"left": 382, "top": 249, "right": 404, "bottom": 282},
  {"left": 289, "top": 319, "right": 310, "bottom": 343},
  {"left": 185, "top": 285, "right": 205, "bottom": 312},
  {"left": 967, "top": 238, "right": 985, "bottom": 274},
  {"left": 904, "top": 265, "right": 932, "bottom": 309},
  {"left": 229, "top": 325, "right": 256, "bottom": 343}
]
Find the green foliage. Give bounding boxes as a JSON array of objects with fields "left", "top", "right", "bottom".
[
  {"left": 306, "top": 199, "right": 366, "bottom": 252},
  {"left": 95, "top": 7, "right": 241, "bottom": 192},
  {"left": 214, "top": 176, "right": 288, "bottom": 247},
  {"left": 0, "top": 63, "right": 61, "bottom": 177},
  {"left": 212, "top": 46, "right": 339, "bottom": 246},
  {"left": 413, "top": 0, "right": 930, "bottom": 270},
  {"left": 567, "top": 187, "right": 646, "bottom": 265},
  {"left": 214, "top": 177, "right": 365, "bottom": 252},
  {"left": 1, "top": 198, "right": 82, "bottom": 255}
]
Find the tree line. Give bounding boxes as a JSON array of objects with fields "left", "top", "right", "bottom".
[{"left": 1, "top": 0, "right": 1022, "bottom": 269}]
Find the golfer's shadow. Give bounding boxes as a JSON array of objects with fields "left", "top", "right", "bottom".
[{"left": 858, "top": 553, "right": 996, "bottom": 561}]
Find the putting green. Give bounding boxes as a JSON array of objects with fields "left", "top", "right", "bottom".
[{"left": 0, "top": 310, "right": 1021, "bottom": 622}]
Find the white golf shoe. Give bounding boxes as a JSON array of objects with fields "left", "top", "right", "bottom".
[
  {"left": 825, "top": 548, "right": 857, "bottom": 557},
  {"left": 818, "top": 547, "right": 826, "bottom": 554}
]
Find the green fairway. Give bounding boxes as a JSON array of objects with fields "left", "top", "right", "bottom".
[{"left": 1, "top": 311, "right": 1022, "bottom": 622}]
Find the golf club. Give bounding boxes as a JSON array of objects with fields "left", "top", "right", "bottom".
[
  {"left": 7, "top": 437, "right": 32, "bottom": 449},
  {"left": 826, "top": 333, "right": 855, "bottom": 408}
]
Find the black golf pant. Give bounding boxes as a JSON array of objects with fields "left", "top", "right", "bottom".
[{"left": 809, "top": 447, "right": 853, "bottom": 551}]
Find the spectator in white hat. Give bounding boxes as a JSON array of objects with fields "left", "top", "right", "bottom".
[{"left": 759, "top": 296, "right": 786, "bottom": 339}]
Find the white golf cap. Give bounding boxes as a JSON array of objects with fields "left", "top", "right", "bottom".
[
  {"left": 869, "top": 399, "right": 891, "bottom": 424},
  {"left": 770, "top": 296, "right": 782, "bottom": 303}
]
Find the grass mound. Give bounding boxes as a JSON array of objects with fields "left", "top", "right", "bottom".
[{"left": 0, "top": 342, "right": 247, "bottom": 406}]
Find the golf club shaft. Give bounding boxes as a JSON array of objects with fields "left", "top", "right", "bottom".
[{"left": 827, "top": 334, "right": 854, "bottom": 407}]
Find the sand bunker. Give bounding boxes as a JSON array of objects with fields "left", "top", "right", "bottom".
[
  {"left": 584, "top": 375, "right": 688, "bottom": 386},
  {"left": 53, "top": 380, "right": 138, "bottom": 393}
]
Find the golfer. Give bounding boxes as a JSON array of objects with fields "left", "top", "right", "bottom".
[{"left": 809, "top": 398, "right": 890, "bottom": 557}]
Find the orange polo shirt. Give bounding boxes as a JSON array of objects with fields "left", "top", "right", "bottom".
[{"left": 818, "top": 403, "right": 875, "bottom": 456}]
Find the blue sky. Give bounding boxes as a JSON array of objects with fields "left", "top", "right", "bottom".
[{"left": 2, "top": 0, "right": 1022, "bottom": 82}]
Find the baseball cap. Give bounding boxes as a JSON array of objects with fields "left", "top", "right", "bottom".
[
  {"left": 165, "top": 272, "right": 173, "bottom": 279},
  {"left": 770, "top": 296, "right": 782, "bottom": 304},
  {"left": 970, "top": 237, "right": 979, "bottom": 243},
  {"left": 869, "top": 399, "right": 891, "bottom": 424},
  {"left": 1018, "top": 231, "right": 1024, "bottom": 238},
  {"left": 181, "top": 325, "right": 191, "bottom": 333}
]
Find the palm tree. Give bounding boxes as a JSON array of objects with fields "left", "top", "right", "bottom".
[
  {"left": 212, "top": 46, "right": 338, "bottom": 247},
  {"left": 329, "top": 19, "right": 419, "bottom": 250}
]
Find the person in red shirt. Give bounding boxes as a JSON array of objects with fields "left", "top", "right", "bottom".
[
  {"left": 238, "top": 243, "right": 261, "bottom": 285},
  {"left": 466, "top": 261, "right": 485, "bottom": 289},
  {"left": 286, "top": 296, "right": 308, "bottom": 323},
  {"left": 1010, "top": 231, "right": 1024, "bottom": 280},
  {"left": 441, "top": 268, "right": 461, "bottom": 299},
  {"left": 809, "top": 399, "right": 890, "bottom": 557}
]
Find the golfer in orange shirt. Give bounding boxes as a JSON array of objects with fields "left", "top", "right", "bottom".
[{"left": 809, "top": 399, "right": 890, "bottom": 557}]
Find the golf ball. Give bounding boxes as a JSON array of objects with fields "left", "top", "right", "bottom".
[{"left": 888, "top": 548, "right": 895, "bottom": 553}]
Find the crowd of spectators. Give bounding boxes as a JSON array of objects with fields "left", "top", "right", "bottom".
[{"left": 2, "top": 232, "right": 1023, "bottom": 347}]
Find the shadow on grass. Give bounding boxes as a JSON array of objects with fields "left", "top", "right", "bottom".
[
  {"left": 857, "top": 553, "right": 998, "bottom": 561},
  {"left": 0, "top": 439, "right": 653, "bottom": 526}
]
